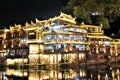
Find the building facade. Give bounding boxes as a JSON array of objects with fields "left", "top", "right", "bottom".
[
  {"left": 0, "top": 29, "right": 6, "bottom": 65},
  {"left": 25, "top": 13, "right": 87, "bottom": 66},
  {"left": 4, "top": 25, "right": 28, "bottom": 66},
  {"left": 81, "top": 24, "right": 112, "bottom": 62},
  {"left": 0, "top": 12, "right": 120, "bottom": 66}
]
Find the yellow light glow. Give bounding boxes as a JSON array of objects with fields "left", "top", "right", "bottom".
[
  {"left": 29, "top": 44, "right": 39, "bottom": 54},
  {"left": 6, "top": 69, "right": 28, "bottom": 77},
  {"left": 50, "top": 55, "right": 54, "bottom": 63},
  {"left": 7, "top": 59, "right": 28, "bottom": 65},
  {"left": 58, "top": 54, "right": 61, "bottom": 63},
  {"left": 43, "top": 55, "right": 49, "bottom": 59},
  {"left": 105, "top": 73, "right": 108, "bottom": 80},
  {"left": 58, "top": 72, "right": 62, "bottom": 79},
  {"left": 112, "top": 70, "right": 115, "bottom": 78},
  {"left": 98, "top": 74, "right": 100, "bottom": 80},
  {"left": 50, "top": 71, "right": 54, "bottom": 78},
  {"left": 40, "top": 45, "right": 44, "bottom": 50}
]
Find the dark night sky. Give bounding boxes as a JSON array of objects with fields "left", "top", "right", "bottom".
[{"left": 0, "top": 0, "right": 69, "bottom": 28}]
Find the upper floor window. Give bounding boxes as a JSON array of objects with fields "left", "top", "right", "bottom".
[
  {"left": 69, "top": 35, "right": 72, "bottom": 41},
  {"left": 80, "top": 45, "right": 86, "bottom": 51},
  {"left": 69, "top": 28, "right": 76, "bottom": 32},
  {"left": 104, "top": 41, "right": 110, "bottom": 46},
  {"left": 44, "top": 35, "right": 52, "bottom": 42},
  {"left": 83, "top": 37, "right": 87, "bottom": 42},
  {"left": 64, "top": 35, "right": 69, "bottom": 41},
  {"left": 52, "top": 23, "right": 61, "bottom": 31},
  {"left": 73, "top": 35, "right": 79, "bottom": 41},
  {"left": 80, "top": 36, "right": 83, "bottom": 41},
  {"left": 63, "top": 28, "right": 68, "bottom": 32},
  {"left": 58, "top": 35, "right": 63, "bottom": 42},
  {"left": 54, "top": 44, "right": 61, "bottom": 50}
]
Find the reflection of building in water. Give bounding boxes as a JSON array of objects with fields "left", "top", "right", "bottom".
[
  {"left": 4, "top": 68, "right": 86, "bottom": 80},
  {"left": 0, "top": 12, "right": 120, "bottom": 66},
  {"left": 6, "top": 68, "right": 28, "bottom": 80},
  {"left": 3, "top": 65, "right": 120, "bottom": 80},
  {"left": 86, "top": 65, "right": 120, "bottom": 80},
  {"left": 28, "top": 68, "right": 86, "bottom": 80}
]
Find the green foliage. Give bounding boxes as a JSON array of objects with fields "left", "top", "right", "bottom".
[
  {"left": 73, "top": 6, "right": 87, "bottom": 24},
  {"left": 105, "top": 0, "right": 120, "bottom": 18},
  {"left": 85, "top": 16, "right": 93, "bottom": 25},
  {"left": 63, "top": 0, "right": 120, "bottom": 28},
  {"left": 97, "top": 17, "right": 110, "bottom": 29}
]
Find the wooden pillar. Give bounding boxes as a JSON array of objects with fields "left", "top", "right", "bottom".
[{"left": 96, "top": 45, "right": 98, "bottom": 54}]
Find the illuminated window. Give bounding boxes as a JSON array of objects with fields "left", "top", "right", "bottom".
[
  {"left": 16, "top": 49, "right": 28, "bottom": 58},
  {"left": 54, "top": 44, "right": 65, "bottom": 52},
  {"left": 7, "top": 50, "right": 15, "bottom": 58},
  {"left": 69, "top": 35, "right": 72, "bottom": 41},
  {"left": 95, "top": 28, "right": 99, "bottom": 32},
  {"left": 54, "top": 44, "right": 61, "bottom": 50},
  {"left": 88, "top": 28, "right": 93, "bottom": 32},
  {"left": 58, "top": 35, "right": 63, "bottom": 42},
  {"left": 73, "top": 44, "right": 79, "bottom": 51},
  {"left": 20, "top": 38, "right": 27, "bottom": 47},
  {"left": 91, "top": 12, "right": 99, "bottom": 16},
  {"left": 69, "top": 28, "right": 76, "bottom": 32},
  {"left": 104, "top": 41, "right": 110, "bottom": 46},
  {"left": 63, "top": 28, "right": 68, "bottom": 32},
  {"left": 52, "top": 23, "right": 61, "bottom": 30},
  {"left": 63, "top": 44, "right": 67, "bottom": 50},
  {"left": 80, "top": 36, "right": 83, "bottom": 41},
  {"left": 73, "top": 35, "right": 79, "bottom": 41},
  {"left": 44, "top": 44, "right": 53, "bottom": 53},
  {"left": 80, "top": 45, "right": 86, "bottom": 51},
  {"left": 45, "top": 44, "right": 52, "bottom": 51},
  {"left": 44, "top": 35, "right": 52, "bottom": 42},
  {"left": 20, "top": 38, "right": 26, "bottom": 43},
  {"left": 83, "top": 37, "right": 87, "bottom": 42},
  {"left": 53, "top": 35, "right": 57, "bottom": 41},
  {"left": 64, "top": 35, "right": 69, "bottom": 41},
  {"left": 75, "top": 29, "right": 79, "bottom": 32}
]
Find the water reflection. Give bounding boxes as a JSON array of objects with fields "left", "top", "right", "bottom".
[{"left": 0, "top": 64, "right": 120, "bottom": 80}]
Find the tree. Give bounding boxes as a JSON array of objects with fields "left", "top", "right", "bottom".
[
  {"left": 62, "top": 0, "right": 120, "bottom": 29},
  {"left": 97, "top": 17, "right": 110, "bottom": 29},
  {"left": 85, "top": 16, "right": 93, "bottom": 25},
  {"left": 73, "top": 6, "right": 87, "bottom": 24}
]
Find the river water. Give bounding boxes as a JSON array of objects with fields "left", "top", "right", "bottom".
[{"left": 0, "top": 64, "right": 120, "bottom": 80}]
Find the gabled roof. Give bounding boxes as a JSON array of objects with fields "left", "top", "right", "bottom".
[
  {"left": 59, "top": 12, "right": 76, "bottom": 21},
  {"left": 34, "top": 12, "right": 76, "bottom": 25}
]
